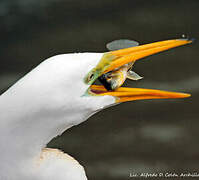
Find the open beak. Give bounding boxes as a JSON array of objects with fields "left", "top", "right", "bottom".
[{"left": 87, "top": 38, "right": 193, "bottom": 102}]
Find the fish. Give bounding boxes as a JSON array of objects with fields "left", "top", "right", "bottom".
[
  {"left": 98, "top": 62, "right": 143, "bottom": 90},
  {"left": 98, "top": 39, "right": 143, "bottom": 91}
]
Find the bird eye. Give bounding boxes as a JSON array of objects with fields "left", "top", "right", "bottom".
[
  {"left": 84, "top": 72, "right": 95, "bottom": 84},
  {"left": 89, "top": 73, "right": 94, "bottom": 80}
]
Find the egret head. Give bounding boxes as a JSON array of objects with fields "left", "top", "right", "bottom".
[
  {"left": 28, "top": 38, "right": 191, "bottom": 122},
  {"left": 84, "top": 38, "right": 192, "bottom": 105},
  {"left": 0, "top": 38, "right": 192, "bottom": 150},
  {"left": 5, "top": 38, "right": 191, "bottom": 130}
]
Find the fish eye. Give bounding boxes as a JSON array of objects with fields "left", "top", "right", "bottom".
[{"left": 106, "top": 77, "right": 112, "bottom": 82}]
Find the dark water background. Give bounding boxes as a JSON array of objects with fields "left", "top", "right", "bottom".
[{"left": 0, "top": 0, "right": 199, "bottom": 179}]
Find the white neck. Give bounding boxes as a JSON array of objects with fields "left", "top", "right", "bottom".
[
  {"left": 0, "top": 89, "right": 92, "bottom": 163},
  {"left": 0, "top": 53, "right": 114, "bottom": 179}
]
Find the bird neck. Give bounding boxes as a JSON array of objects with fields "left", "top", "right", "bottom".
[{"left": 0, "top": 86, "right": 91, "bottom": 165}]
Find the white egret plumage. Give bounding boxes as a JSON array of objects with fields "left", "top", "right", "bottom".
[{"left": 0, "top": 38, "right": 192, "bottom": 180}]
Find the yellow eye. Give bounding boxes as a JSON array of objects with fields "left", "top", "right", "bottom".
[
  {"left": 88, "top": 73, "right": 94, "bottom": 81},
  {"left": 84, "top": 71, "right": 96, "bottom": 84}
]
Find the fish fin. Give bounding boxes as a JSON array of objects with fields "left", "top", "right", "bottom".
[
  {"left": 127, "top": 70, "right": 143, "bottom": 81},
  {"left": 106, "top": 39, "right": 139, "bottom": 51}
]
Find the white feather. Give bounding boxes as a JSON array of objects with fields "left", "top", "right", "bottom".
[{"left": 0, "top": 53, "right": 115, "bottom": 180}]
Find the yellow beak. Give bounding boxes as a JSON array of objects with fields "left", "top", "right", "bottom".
[
  {"left": 87, "top": 38, "right": 193, "bottom": 102},
  {"left": 105, "top": 38, "right": 192, "bottom": 73},
  {"left": 85, "top": 38, "right": 193, "bottom": 85},
  {"left": 90, "top": 85, "right": 190, "bottom": 103}
]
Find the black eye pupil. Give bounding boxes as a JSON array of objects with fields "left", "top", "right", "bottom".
[{"left": 90, "top": 74, "right": 94, "bottom": 80}]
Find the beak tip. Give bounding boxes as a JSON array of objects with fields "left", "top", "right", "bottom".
[
  {"left": 189, "top": 38, "right": 195, "bottom": 43},
  {"left": 183, "top": 93, "right": 191, "bottom": 98},
  {"left": 178, "top": 37, "right": 195, "bottom": 43},
  {"left": 177, "top": 92, "right": 191, "bottom": 99}
]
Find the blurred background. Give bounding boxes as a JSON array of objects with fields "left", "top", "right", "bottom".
[{"left": 0, "top": 0, "right": 199, "bottom": 179}]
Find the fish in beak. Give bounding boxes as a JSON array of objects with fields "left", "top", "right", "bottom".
[
  {"left": 85, "top": 38, "right": 193, "bottom": 103},
  {"left": 98, "top": 62, "right": 143, "bottom": 91}
]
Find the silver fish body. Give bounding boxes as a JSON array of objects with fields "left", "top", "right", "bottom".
[
  {"left": 98, "top": 39, "right": 143, "bottom": 91},
  {"left": 98, "top": 62, "right": 143, "bottom": 91}
]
